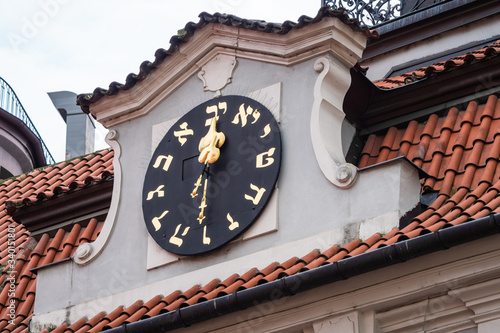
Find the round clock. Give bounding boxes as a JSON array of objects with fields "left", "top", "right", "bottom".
[{"left": 142, "top": 95, "right": 281, "bottom": 256}]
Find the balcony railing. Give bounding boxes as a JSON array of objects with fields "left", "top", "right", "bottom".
[
  {"left": 323, "top": 0, "right": 448, "bottom": 26},
  {"left": 0, "top": 77, "right": 55, "bottom": 165}
]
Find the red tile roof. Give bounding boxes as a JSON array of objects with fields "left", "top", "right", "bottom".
[
  {"left": 374, "top": 40, "right": 500, "bottom": 89},
  {"left": 0, "top": 149, "right": 113, "bottom": 333},
  {"left": 360, "top": 94, "right": 500, "bottom": 236}
]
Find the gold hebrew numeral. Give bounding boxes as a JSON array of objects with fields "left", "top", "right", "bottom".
[
  {"left": 151, "top": 210, "right": 168, "bottom": 231},
  {"left": 146, "top": 185, "right": 165, "bottom": 200},
  {"left": 173, "top": 122, "right": 194, "bottom": 146},
  {"left": 256, "top": 148, "right": 276, "bottom": 168},
  {"left": 261, "top": 124, "right": 271, "bottom": 138},
  {"left": 244, "top": 184, "right": 266, "bottom": 205},
  {"left": 204, "top": 102, "right": 228, "bottom": 126},
  {"left": 203, "top": 225, "right": 211, "bottom": 245},
  {"left": 227, "top": 213, "right": 239, "bottom": 231},
  {"left": 232, "top": 104, "right": 260, "bottom": 127},
  {"left": 152, "top": 155, "right": 173, "bottom": 171},
  {"left": 169, "top": 224, "right": 190, "bottom": 247}
]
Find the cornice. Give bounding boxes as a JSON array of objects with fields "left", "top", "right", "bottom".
[{"left": 79, "top": 12, "right": 370, "bottom": 128}]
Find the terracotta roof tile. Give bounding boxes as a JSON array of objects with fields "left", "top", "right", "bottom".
[
  {"left": 80, "top": 311, "right": 107, "bottom": 332},
  {"left": 64, "top": 316, "right": 87, "bottom": 332},
  {"left": 0, "top": 149, "right": 114, "bottom": 332},
  {"left": 124, "top": 295, "right": 162, "bottom": 324},
  {"left": 78, "top": 218, "right": 98, "bottom": 245},
  {"left": 163, "top": 285, "right": 201, "bottom": 313},
  {"left": 141, "top": 290, "right": 182, "bottom": 319},
  {"left": 181, "top": 283, "right": 217, "bottom": 307},
  {"left": 360, "top": 95, "right": 500, "bottom": 237},
  {"left": 88, "top": 306, "right": 124, "bottom": 333},
  {"left": 374, "top": 40, "right": 500, "bottom": 89},
  {"left": 280, "top": 250, "right": 320, "bottom": 277},
  {"left": 257, "top": 256, "right": 299, "bottom": 284},
  {"left": 103, "top": 301, "right": 144, "bottom": 330},
  {"left": 199, "top": 274, "right": 240, "bottom": 303}
]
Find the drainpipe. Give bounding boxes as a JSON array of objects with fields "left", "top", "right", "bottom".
[{"left": 105, "top": 213, "right": 500, "bottom": 333}]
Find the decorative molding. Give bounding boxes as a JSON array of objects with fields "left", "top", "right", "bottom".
[
  {"left": 87, "top": 18, "right": 367, "bottom": 128},
  {"left": 313, "top": 311, "right": 360, "bottom": 333},
  {"left": 450, "top": 278, "right": 500, "bottom": 325},
  {"left": 198, "top": 54, "right": 237, "bottom": 97},
  {"left": 377, "top": 295, "right": 474, "bottom": 332},
  {"left": 73, "top": 130, "right": 122, "bottom": 265},
  {"left": 310, "top": 56, "right": 358, "bottom": 188},
  {"left": 74, "top": 243, "right": 92, "bottom": 261}
]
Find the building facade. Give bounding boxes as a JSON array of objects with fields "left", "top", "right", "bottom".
[{"left": 1, "top": 1, "right": 500, "bottom": 332}]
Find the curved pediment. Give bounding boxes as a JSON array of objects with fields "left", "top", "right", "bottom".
[{"left": 77, "top": 9, "right": 373, "bottom": 128}]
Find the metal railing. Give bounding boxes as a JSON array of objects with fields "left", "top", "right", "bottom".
[
  {"left": 323, "top": 0, "right": 447, "bottom": 26},
  {"left": 0, "top": 77, "right": 55, "bottom": 165}
]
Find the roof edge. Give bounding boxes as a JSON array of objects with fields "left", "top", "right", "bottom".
[
  {"left": 76, "top": 7, "right": 378, "bottom": 115},
  {"left": 0, "top": 108, "right": 47, "bottom": 169},
  {"left": 103, "top": 213, "right": 500, "bottom": 333},
  {"left": 7, "top": 179, "right": 112, "bottom": 237},
  {"left": 344, "top": 54, "right": 500, "bottom": 130}
]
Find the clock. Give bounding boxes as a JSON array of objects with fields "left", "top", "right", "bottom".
[{"left": 142, "top": 95, "right": 281, "bottom": 256}]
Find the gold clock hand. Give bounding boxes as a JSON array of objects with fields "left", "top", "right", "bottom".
[
  {"left": 191, "top": 173, "right": 203, "bottom": 198},
  {"left": 197, "top": 177, "right": 208, "bottom": 223},
  {"left": 192, "top": 116, "right": 226, "bottom": 222},
  {"left": 198, "top": 117, "right": 225, "bottom": 164}
]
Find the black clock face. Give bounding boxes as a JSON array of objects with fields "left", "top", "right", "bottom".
[{"left": 142, "top": 95, "right": 281, "bottom": 255}]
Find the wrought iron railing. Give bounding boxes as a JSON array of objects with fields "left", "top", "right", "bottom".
[
  {"left": 323, "top": 0, "right": 448, "bottom": 26},
  {"left": 0, "top": 77, "right": 55, "bottom": 165}
]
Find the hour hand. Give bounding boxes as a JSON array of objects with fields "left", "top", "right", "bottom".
[{"left": 198, "top": 117, "right": 225, "bottom": 164}]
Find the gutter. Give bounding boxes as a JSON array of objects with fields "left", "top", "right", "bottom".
[{"left": 105, "top": 213, "right": 500, "bottom": 333}]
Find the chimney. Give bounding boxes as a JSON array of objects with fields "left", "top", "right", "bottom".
[{"left": 48, "top": 91, "right": 95, "bottom": 159}]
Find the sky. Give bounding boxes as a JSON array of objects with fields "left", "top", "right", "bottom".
[{"left": 0, "top": 0, "right": 320, "bottom": 163}]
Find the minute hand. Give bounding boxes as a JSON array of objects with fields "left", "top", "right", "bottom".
[
  {"left": 192, "top": 117, "right": 225, "bottom": 222},
  {"left": 191, "top": 117, "right": 225, "bottom": 198}
]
